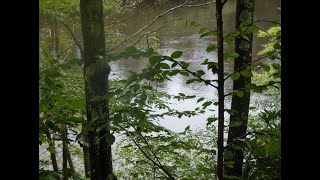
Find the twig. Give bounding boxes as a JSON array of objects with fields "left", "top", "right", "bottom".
[{"left": 224, "top": 55, "right": 268, "bottom": 81}]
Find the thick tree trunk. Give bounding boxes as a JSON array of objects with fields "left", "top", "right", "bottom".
[
  {"left": 216, "top": 0, "right": 224, "bottom": 179},
  {"left": 224, "top": 0, "right": 254, "bottom": 179},
  {"left": 80, "top": 0, "right": 114, "bottom": 179}
]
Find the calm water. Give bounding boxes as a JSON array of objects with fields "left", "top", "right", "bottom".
[{"left": 105, "top": 1, "right": 281, "bottom": 132}]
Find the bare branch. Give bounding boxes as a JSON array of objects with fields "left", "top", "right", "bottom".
[
  {"left": 133, "top": 25, "right": 166, "bottom": 47},
  {"left": 61, "top": 21, "right": 83, "bottom": 57},
  {"left": 224, "top": 55, "right": 268, "bottom": 81},
  {"left": 107, "top": 2, "right": 154, "bottom": 26}
]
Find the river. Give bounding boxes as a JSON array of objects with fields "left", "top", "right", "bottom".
[{"left": 104, "top": 0, "right": 281, "bottom": 132}]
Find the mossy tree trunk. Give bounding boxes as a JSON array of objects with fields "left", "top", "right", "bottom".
[
  {"left": 80, "top": 0, "right": 114, "bottom": 179},
  {"left": 224, "top": 0, "right": 254, "bottom": 179}
]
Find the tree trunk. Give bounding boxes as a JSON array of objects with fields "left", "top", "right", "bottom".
[
  {"left": 62, "top": 126, "right": 68, "bottom": 180},
  {"left": 215, "top": 0, "right": 225, "bottom": 179},
  {"left": 80, "top": 0, "right": 114, "bottom": 179},
  {"left": 224, "top": 0, "right": 254, "bottom": 179},
  {"left": 63, "top": 126, "right": 75, "bottom": 173},
  {"left": 54, "top": 17, "right": 59, "bottom": 54},
  {"left": 82, "top": 121, "right": 91, "bottom": 178},
  {"left": 44, "top": 128, "right": 59, "bottom": 172}
]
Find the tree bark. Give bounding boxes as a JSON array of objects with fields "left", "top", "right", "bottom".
[
  {"left": 80, "top": 0, "right": 114, "bottom": 179},
  {"left": 216, "top": 0, "right": 225, "bottom": 179},
  {"left": 224, "top": 0, "right": 254, "bottom": 179},
  {"left": 63, "top": 126, "right": 75, "bottom": 173}
]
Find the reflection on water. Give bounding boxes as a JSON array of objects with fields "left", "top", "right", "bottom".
[{"left": 107, "top": 0, "right": 280, "bottom": 132}]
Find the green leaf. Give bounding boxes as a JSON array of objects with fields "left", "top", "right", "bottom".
[
  {"left": 229, "top": 121, "right": 242, "bottom": 127},
  {"left": 240, "top": 69, "right": 253, "bottom": 77},
  {"left": 190, "top": 21, "right": 197, "bottom": 26},
  {"left": 146, "top": 48, "right": 154, "bottom": 57},
  {"left": 179, "top": 71, "right": 189, "bottom": 76},
  {"left": 202, "top": 101, "right": 212, "bottom": 107},
  {"left": 225, "top": 37, "right": 234, "bottom": 44},
  {"left": 196, "top": 70, "right": 205, "bottom": 76},
  {"left": 105, "top": 134, "right": 115, "bottom": 145},
  {"left": 235, "top": 91, "right": 244, "bottom": 97},
  {"left": 186, "top": 79, "right": 198, "bottom": 84},
  {"left": 140, "top": 93, "right": 147, "bottom": 102},
  {"left": 149, "top": 56, "right": 161, "bottom": 66},
  {"left": 207, "top": 117, "right": 217, "bottom": 125},
  {"left": 224, "top": 52, "right": 239, "bottom": 60},
  {"left": 179, "top": 93, "right": 185, "bottom": 96},
  {"left": 185, "top": 95, "right": 196, "bottom": 99},
  {"left": 250, "top": 24, "right": 260, "bottom": 33},
  {"left": 206, "top": 44, "right": 217, "bottom": 52},
  {"left": 200, "top": 30, "right": 217, "bottom": 38},
  {"left": 160, "top": 63, "right": 170, "bottom": 69},
  {"left": 231, "top": 144, "right": 242, "bottom": 150},
  {"left": 231, "top": 72, "right": 241, "bottom": 80},
  {"left": 197, "top": 97, "right": 205, "bottom": 103},
  {"left": 184, "top": 125, "right": 190, "bottom": 131},
  {"left": 47, "top": 146, "right": 56, "bottom": 154},
  {"left": 180, "top": 61, "right": 190, "bottom": 68},
  {"left": 171, "top": 62, "right": 178, "bottom": 68},
  {"left": 273, "top": 43, "right": 281, "bottom": 49},
  {"left": 171, "top": 51, "right": 183, "bottom": 58},
  {"left": 199, "top": 27, "right": 208, "bottom": 34}
]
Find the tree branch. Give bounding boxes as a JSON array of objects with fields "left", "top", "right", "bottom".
[
  {"left": 105, "top": 0, "right": 215, "bottom": 53},
  {"left": 161, "top": 57, "right": 218, "bottom": 89},
  {"left": 222, "top": 0, "right": 228, "bottom": 7},
  {"left": 107, "top": 2, "right": 154, "bottom": 26},
  {"left": 224, "top": 81, "right": 280, "bottom": 97},
  {"left": 124, "top": 117, "right": 164, "bottom": 167},
  {"left": 223, "top": 131, "right": 254, "bottom": 150},
  {"left": 224, "top": 19, "right": 281, "bottom": 39},
  {"left": 224, "top": 55, "right": 268, "bottom": 81},
  {"left": 116, "top": 123, "right": 176, "bottom": 180},
  {"left": 61, "top": 21, "right": 83, "bottom": 57}
]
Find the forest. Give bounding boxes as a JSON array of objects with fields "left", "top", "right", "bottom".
[{"left": 39, "top": 0, "right": 281, "bottom": 179}]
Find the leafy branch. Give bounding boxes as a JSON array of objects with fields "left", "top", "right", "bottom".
[
  {"left": 160, "top": 57, "right": 218, "bottom": 89},
  {"left": 224, "top": 55, "right": 268, "bottom": 81},
  {"left": 224, "top": 19, "right": 281, "bottom": 39}
]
